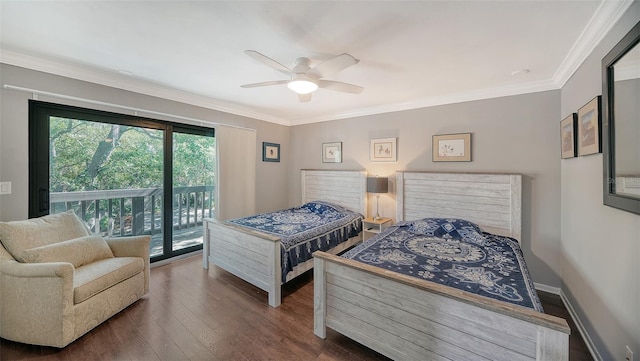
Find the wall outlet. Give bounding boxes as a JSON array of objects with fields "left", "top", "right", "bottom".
[
  {"left": 0, "top": 182, "right": 11, "bottom": 195},
  {"left": 627, "top": 346, "right": 634, "bottom": 361}
]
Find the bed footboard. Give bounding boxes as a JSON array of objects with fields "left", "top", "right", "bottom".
[
  {"left": 205, "top": 218, "right": 363, "bottom": 308},
  {"left": 313, "top": 251, "right": 570, "bottom": 361},
  {"left": 204, "top": 218, "right": 282, "bottom": 307}
]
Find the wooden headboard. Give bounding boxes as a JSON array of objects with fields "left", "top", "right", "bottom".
[
  {"left": 396, "top": 171, "right": 522, "bottom": 240},
  {"left": 301, "top": 170, "right": 367, "bottom": 216}
]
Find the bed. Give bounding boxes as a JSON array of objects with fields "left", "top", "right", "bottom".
[
  {"left": 203, "top": 169, "right": 367, "bottom": 307},
  {"left": 313, "top": 171, "right": 570, "bottom": 360}
]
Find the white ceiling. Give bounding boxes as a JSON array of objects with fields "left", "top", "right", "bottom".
[{"left": 0, "top": 1, "right": 632, "bottom": 126}]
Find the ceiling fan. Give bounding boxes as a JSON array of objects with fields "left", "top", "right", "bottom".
[{"left": 241, "top": 50, "right": 364, "bottom": 102}]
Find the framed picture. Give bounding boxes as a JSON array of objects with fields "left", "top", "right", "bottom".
[
  {"left": 370, "top": 137, "right": 397, "bottom": 162},
  {"left": 560, "top": 113, "right": 578, "bottom": 159},
  {"left": 432, "top": 133, "right": 471, "bottom": 162},
  {"left": 577, "top": 95, "right": 601, "bottom": 156},
  {"left": 262, "top": 142, "right": 280, "bottom": 162},
  {"left": 322, "top": 142, "right": 342, "bottom": 163}
]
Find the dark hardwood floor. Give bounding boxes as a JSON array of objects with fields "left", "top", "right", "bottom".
[{"left": 1, "top": 254, "right": 593, "bottom": 361}]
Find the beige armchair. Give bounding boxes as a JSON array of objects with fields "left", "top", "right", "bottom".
[{"left": 0, "top": 210, "right": 150, "bottom": 347}]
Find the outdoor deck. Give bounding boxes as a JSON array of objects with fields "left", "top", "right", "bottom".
[
  {"left": 150, "top": 226, "right": 204, "bottom": 257},
  {"left": 50, "top": 185, "right": 214, "bottom": 257}
]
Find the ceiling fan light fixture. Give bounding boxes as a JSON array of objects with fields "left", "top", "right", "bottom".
[
  {"left": 241, "top": 50, "right": 362, "bottom": 102},
  {"left": 287, "top": 79, "right": 318, "bottom": 94}
]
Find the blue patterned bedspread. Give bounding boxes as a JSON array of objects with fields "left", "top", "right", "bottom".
[
  {"left": 342, "top": 218, "right": 543, "bottom": 311},
  {"left": 227, "top": 201, "right": 362, "bottom": 283}
]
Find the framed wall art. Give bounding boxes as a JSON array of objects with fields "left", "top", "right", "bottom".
[
  {"left": 262, "top": 142, "right": 280, "bottom": 162},
  {"left": 560, "top": 113, "right": 578, "bottom": 159},
  {"left": 322, "top": 142, "right": 342, "bottom": 163},
  {"left": 577, "top": 95, "right": 601, "bottom": 156},
  {"left": 432, "top": 133, "right": 471, "bottom": 162},
  {"left": 370, "top": 137, "right": 397, "bottom": 162}
]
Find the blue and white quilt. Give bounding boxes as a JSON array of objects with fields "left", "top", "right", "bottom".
[
  {"left": 342, "top": 218, "right": 543, "bottom": 311},
  {"left": 227, "top": 201, "right": 362, "bottom": 283}
]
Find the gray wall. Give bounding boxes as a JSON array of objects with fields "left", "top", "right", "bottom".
[
  {"left": 0, "top": 64, "right": 290, "bottom": 221},
  {"left": 289, "top": 90, "right": 563, "bottom": 288},
  {"left": 2, "top": 6, "right": 639, "bottom": 358},
  {"left": 560, "top": 2, "right": 639, "bottom": 360}
]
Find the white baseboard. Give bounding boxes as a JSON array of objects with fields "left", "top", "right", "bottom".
[
  {"left": 534, "top": 283, "right": 602, "bottom": 361},
  {"left": 534, "top": 282, "right": 560, "bottom": 295},
  {"left": 559, "top": 289, "right": 603, "bottom": 361}
]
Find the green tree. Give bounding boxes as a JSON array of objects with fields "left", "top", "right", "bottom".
[
  {"left": 173, "top": 132, "right": 216, "bottom": 187},
  {"left": 49, "top": 117, "right": 215, "bottom": 192}
]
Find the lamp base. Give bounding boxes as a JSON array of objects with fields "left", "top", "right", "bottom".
[{"left": 373, "top": 195, "right": 382, "bottom": 221}]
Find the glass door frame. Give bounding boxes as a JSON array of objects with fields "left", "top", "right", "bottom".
[
  {"left": 164, "top": 124, "right": 216, "bottom": 261},
  {"left": 29, "top": 100, "right": 213, "bottom": 262}
]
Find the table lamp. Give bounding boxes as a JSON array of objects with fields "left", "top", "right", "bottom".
[{"left": 367, "top": 176, "right": 388, "bottom": 220}]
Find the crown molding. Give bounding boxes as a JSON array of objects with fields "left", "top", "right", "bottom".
[
  {"left": 0, "top": 50, "right": 291, "bottom": 126},
  {"left": 616, "top": 63, "right": 640, "bottom": 81},
  {"left": 289, "top": 79, "right": 559, "bottom": 125},
  {"left": 0, "top": 49, "right": 559, "bottom": 126},
  {"left": 553, "top": 0, "right": 635, "bottom": 88},
  {"left": 1, "top": 0, "right": 633, "bottom": 127}
]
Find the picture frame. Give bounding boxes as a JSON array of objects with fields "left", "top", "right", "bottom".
[
  {"left": 432, "top": 133, "right": 471, "bottom": 162},
  {"left": 370, "top": 137, "right": 397, "bottom": 162},
  {"left": 322, "top": 142, "right": 342, "bottom": 163},
  {"left": 577, "top": 95, "right": 601, "bottom": 156},
  {"left": 262, "top": 142, "right": 280, "bottom": 162},
  {"left": 560, "top": 113, "right": 578, "bottom": 159}
]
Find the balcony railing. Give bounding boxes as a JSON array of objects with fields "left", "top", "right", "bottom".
[{"left": 50, "top": 186, "right": 215, "bottom": 256}]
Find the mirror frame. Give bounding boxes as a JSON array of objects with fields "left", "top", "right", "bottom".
[{"left": 602, "top": 20, "right": 640, "bottom": 215}]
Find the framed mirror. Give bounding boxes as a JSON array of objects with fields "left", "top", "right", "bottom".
[{"left": 602, "top": 20, "right": 640, "bottom": 215}]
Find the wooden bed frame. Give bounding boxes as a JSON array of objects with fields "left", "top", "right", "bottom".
[
  {"left": 203, "top": 169, "right": 367, "bottom": 307},
  {"left": 314, "top": 171, "right": 570, "bottom": 360}
]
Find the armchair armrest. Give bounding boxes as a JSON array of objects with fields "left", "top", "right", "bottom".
[
  {"left": 0, "top": 259, "right": 75, "bottom": 347},
  {"left": 105, "top": 235, "right": 150, "bottom": 293},
  {"left": 0, "top": 258, "right": 74, "bottom": 278},
  {"left": 105, "top": 235, "right": 150, "bottom": 258}
]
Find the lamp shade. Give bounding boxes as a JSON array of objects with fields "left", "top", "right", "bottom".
[{"left": 367, "top": 177, "right": 388, "bottom": 194}]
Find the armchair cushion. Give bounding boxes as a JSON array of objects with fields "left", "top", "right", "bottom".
[
  {"left": 0, "top": 210, "right": 89, "bottom": 261},
  {"left": 73, "top": 257, "right": 144, "bottom": 304},
  {"left": 22, "top": 235, "right": 114, "bottom": 268}
]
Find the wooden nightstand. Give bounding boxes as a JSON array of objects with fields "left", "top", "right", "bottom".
[{"left": 362, "top": 217, "right": 392, "bottom": 241}]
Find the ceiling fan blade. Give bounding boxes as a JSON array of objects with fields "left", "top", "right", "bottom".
[
  {"left": 245, "top": 50, "right": 293, "bottom": 77},
  {"left": 309, "top": 53, "right": 359, "bottom": 78},
  {"left": 298, "top": 93, "right": 312, "bottom": 103},
  {"left": 240, "top": 80, "right": 289, "bottom": 88},
  {"left": 317, "top": 79, "right": 363, "bottom": 94}
]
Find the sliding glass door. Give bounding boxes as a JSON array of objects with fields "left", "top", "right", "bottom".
[
  {"left": 29, "top": 101, "right": 215, "bottom": 261},
  {"left": 171, "top": 131, "right": 216, "bottom": 253}
]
